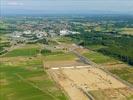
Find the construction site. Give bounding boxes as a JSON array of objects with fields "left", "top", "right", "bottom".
[{"left": 44, "top": 43, "right": 133, "bottom": 100}]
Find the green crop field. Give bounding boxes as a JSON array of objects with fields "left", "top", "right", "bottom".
[
  {"left": 4, "top": 48, "right": 39, "bottom": 57},
  {"left": 57, "top": 36, "right": 73, "bottom": 44},
  {"left": 109, "top": 67, "right": 133, "bottom": 84},
  {"left": 83, "top": 51, "right": 116, "bottom": 64},
  {"left": 86, "top": 45, "right": 106, "bottom": 51},
  {"left": 0, "top": 58, "right": 68, "bottom": 100},
  {"left": 41, "top": 49, "right": 64, "bottom": 56},
  {"left": 44, "top": 53, "right": 76, "bottom": 61}
]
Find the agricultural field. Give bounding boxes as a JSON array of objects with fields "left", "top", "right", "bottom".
[
  {"left": 57, "top": 36, "right": 73, "bottom": 44},
  {"left": 44, "top": 52, "right": 77, "bottom": 61},
  {"left": 86, "top": 45, "right": 106, "bottom": 51},
  {"left": 0, "top": 45, "right": 68, "bottom": 100},
  {"left": 120, "top": 28, "right": 133, "bottom": 35},
  {"left": 41, "top": 49, "right": 64, "bottom": 56},
  {"left": 4, "top": 48, "right": 39, "bottom": 57},
  {"left": 82, "top": 51, "right": 116, "bottom": 64},
  {"left": 3, "top": 45, "right": 40, "bottom": 57},
  {"left": 0, "top": 42, "right": 10, "bottom": 54},
  {"left": 90, "top": 88, "right": 133, "bottom": 100},
  {"left": 109, "top": 67, "right": 133, "bottom": 84},
  {"left": 0, "top": 15, "right": 133, "bottom": 100}
]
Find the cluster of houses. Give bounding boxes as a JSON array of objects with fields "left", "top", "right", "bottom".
[
  {"left": 12, "top": 30, "right": 48, "bottom": 39},
  {"left": 9, "top": 29, "right": 80, "bottom": 44},
  {"left": 9, "top": 30, "right": 48, "bottom": 44},
  {"left": 11, "top": 29, "right": 80, "bottom": 39}
]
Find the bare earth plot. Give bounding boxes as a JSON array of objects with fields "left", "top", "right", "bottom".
[
  {"left": 46, "top": 64, "right": 133, "bottom": 100},
  {"left": 62, "top": 68, "right": 127, "bottom": 90},
  {"left": 44, "top": 43, "right": 133, "bottom": 100}
]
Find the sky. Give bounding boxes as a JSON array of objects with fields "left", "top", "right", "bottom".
[{"left": 1, "top": 0, "right": 133, "bottom": 15}]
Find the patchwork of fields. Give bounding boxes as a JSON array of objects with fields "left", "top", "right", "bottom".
[
  {"left": 0, "top": 45, "right": 68, "bottom": 100},
  {"left": 1, "top": 15, "right": 133, "bottom": 100},
  {"left": 0, "top": 42, "right": 133, "bottom": 100},
  {"left": 3, "top": 45, "right": 40, "bottom": 57}
]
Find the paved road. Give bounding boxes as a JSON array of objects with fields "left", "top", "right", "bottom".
[{"left": 71, "top": 50, "right": 96, "bottom": 66}]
